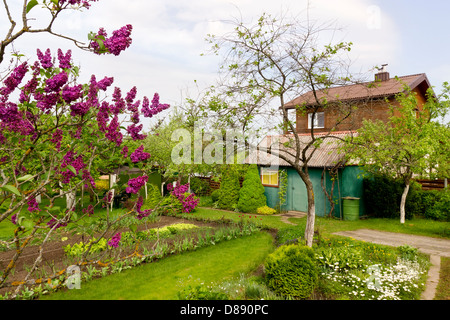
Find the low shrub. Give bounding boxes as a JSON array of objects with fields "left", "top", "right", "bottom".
[
  {"left": 264, "top": 244, "right": 318, "bottom": 299},
  {"left": 63, "top": 238, "right": 108, "bottom": 257},
  {"left": 210, "top": 189, "right": 221, "bottom": 203},
  {"left": 177, "top": 284, "right": 228, "bottom": 300},
  {"left": 189, "top": 177, "right": 211, "bottom": 196},
  {"left": 257, "top": 205, "right": 276, "bottom": 215}
]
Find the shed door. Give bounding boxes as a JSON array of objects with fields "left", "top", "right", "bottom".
[{"left": 289, "top": 170, "right": 307, "bottom": 212}]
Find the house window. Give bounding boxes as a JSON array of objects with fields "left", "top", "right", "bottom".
[
  {"left": 261, "top": 167, "right": 279, "bottom": 187},
  {"left": 308, "top": 112, "right": 325, "bottom": 129}
]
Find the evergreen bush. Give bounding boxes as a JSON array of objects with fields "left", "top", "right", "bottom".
[
  {"left": 237, "top": 165, "right": 267, "bottom": 213},
  {"left": 264, "top": 244, "right": 318, "bottom": 299},
  {"left": 217, "top": 166, "right": 241, "bottom": 210},
  {"left": 143, "top": 184, "right": 162, "bottom": 210}
]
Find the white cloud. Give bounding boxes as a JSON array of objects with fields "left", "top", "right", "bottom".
[{"left": 1, "top": 0, "right": 404, "bottom": 129}]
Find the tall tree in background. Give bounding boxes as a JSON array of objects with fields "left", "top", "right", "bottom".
[{"left": 346, "top": 85, "right": 450, "bottom": 223}]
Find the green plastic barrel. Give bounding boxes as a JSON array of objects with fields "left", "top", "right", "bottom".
[{"left": 342, "top": 197, "right": 360, "bottom": 221}]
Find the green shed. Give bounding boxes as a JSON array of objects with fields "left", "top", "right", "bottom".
[{"left": 247, "top": 132, "right": 365, "bottom": 219}]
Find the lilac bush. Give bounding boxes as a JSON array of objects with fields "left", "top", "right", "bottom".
[
  {"left": 0, "top": 48, "right": 169, "bottom": 292},
  {"left": 167, "top": 182, "right": 199, "bottom": 213}
]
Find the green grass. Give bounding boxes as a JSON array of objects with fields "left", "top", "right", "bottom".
[
  {"left": 41, "top": 231, "right": 275, "bottom": 300},
  {"left": 435, "top": 257, "right": 450, "bottom": 300},
  {"left": 188, "top": 206, "right": 450, "bottom": 243}
]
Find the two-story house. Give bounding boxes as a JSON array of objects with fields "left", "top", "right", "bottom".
[{"left": 247, "top": 68, "right": 433, "bottom": 218}]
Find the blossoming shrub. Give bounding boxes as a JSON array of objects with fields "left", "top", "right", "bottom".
[
  {"left": 0, "top": 48, "right": 168, "bottom": 292},
  {"left": 163, "top": 183, "right": 199, "bottom": 214},
  {"left": 264, "top": 244, "right": 318, "bottom": 299}
]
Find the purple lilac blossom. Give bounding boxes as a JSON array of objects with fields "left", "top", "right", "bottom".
[
  {"left": 142, "top": 93, "right": 170, "bottom": 118},
  {"left": 36, "top": 49, "right": 53, "bottom": 69},
  {"left": 108, "top": 232, "right": 121, "bottom": 248},
  {"left": 90, "top": 25, "right": 133, "bottom": 56},
  {"left": 62, "top": 84, "right": 83, "bottom": 103},
  {"left": 130, "top": 145, "right": 150, "bottom": 163},
  {"left": 45, "top": 71, "right": 68, "bottom": 93},
  {"left": 82, "top": 204, "right": 94, "bottom": 216},
  {"left": 121, "top": 145, "right": 128, "bottom": 158},
  {"left": 50, "top": 129, "right": 63, "bottom": 150},
  {"left": 97, "top": 76, "right": 114, "bottom": 91},
  {"left": 27, "top": 196, "right": 41, "bottom": 212},
  {"left": 59, "top": 0, "right": 97, "bottom": 9},
  {"left": 126, "top": 175, "right": 148, "bottom": 194},
  {"left": 135, "top": 196, "right": 152, "bottom": 220},
  {"left": 126, "top": 123, "right": 146, "bottom": 140},
  {"left": 47, "top": 218, "right": 67, "bottom": 229},
  {"left": 0, "top": 62, "right": 28, "bottom": 100},
  {"left": 57, "top": 49, "right": 72, "bottom": 69}
]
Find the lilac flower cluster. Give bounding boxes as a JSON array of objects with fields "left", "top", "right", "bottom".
[
  {"left": 108, "top": 232, "right": 121, "bottom": 248},
  {"left": 45, "top": 71, "right": 68, "bottom": 93},
  {"left": 57, "top": 48, "right": 72, "bottom": 69},
  {"left": 82, "top": 169, "right": 95, "bottom": 188},
  {"left": 167, "top": 183, "right": 199, "bottom": 213},
  {"left": 121, "top": 145, "right": 128, "bottom": 158},
  {"left": 82, "top": 204, "right": 94, "bottom": 216},
  {"left": 47, "top": 217, "right": 67, "bottom": 229},
  {"left": 1, "top": 62, "right": 28, "bottom": 99},
  {"left": 135, "top": 196, "right": 152, "bottom": 220},
  {"left": 130, "top": 145, "right": 150, "bottom": 163},
  {"left": 37, "top": 49, "right": 53, "bottom": 69},
  {"left": 60, "top": 150, "right": 87, "bottom": 184},
  {"left": 11, "top": 213, "right": 17, "bottom": 225},
  {"left": 142, "top": 93, "right": 170, "bottom": 118},
  {"left": 62, "top": 84, "right": 83, "bottom": 104},
  {"left": 59, "top": 0, "right": 98, "bottom": 9},
  {"left": 0, "top": 102, "right": 34, "bottom": 136},
  {"left": 126, "top": 123, "right": 146, "bottom": 140},
  {"left": 27, "top": 196, "right": 40, "bottom": 212},
  {"left": 90, "top": 25, "right": 133, "bottom": 56},
  {"left": 125, "top": 175, "right": 148, "bottom": 194},
  {"left": 50, "top": 129, "right": 63, "bottom": 150}
]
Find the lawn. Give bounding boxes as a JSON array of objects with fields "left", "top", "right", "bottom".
[
  {"left": 41, "top": 231, "right": 275, "bottom": 300},
  {"left": 2, "top": 201, "right": 449, "bottom": 300}
]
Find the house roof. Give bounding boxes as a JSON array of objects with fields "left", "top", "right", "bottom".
[
  {"left": 284, "top": 73, "right": 432, "bottom": 109},
  {"left": 245, "top": 131, "right": 356, "bottom": 168}
]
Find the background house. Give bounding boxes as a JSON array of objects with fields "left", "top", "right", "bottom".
[{"left": 247, "top": 67, "right": 433, "bottom": 218}]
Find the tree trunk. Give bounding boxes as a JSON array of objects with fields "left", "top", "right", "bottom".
[
  {"left": 297, "top": 169, "right": 315, "bottom": 247},
  {"left": 399, "top": 181, "right": 410, "bottom": 224}
]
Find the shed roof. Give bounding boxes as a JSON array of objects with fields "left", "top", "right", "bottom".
[
  {"left": 245, "top": 131, "right": 356, "bottom": 168},
  {"left": 284, "top": 73, "right": 431, "bottom": 109}
]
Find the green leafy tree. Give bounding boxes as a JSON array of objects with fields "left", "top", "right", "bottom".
[
  {"left": 346, "top": 85, "right": 450, "bottom": 223},
  {"left": 237, "top": 164, "right": 266, "bottom": 213}
]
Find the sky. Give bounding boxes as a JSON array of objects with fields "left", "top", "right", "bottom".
[{"left": 2, "top": 0, "right": 450, "bottom": 128}]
